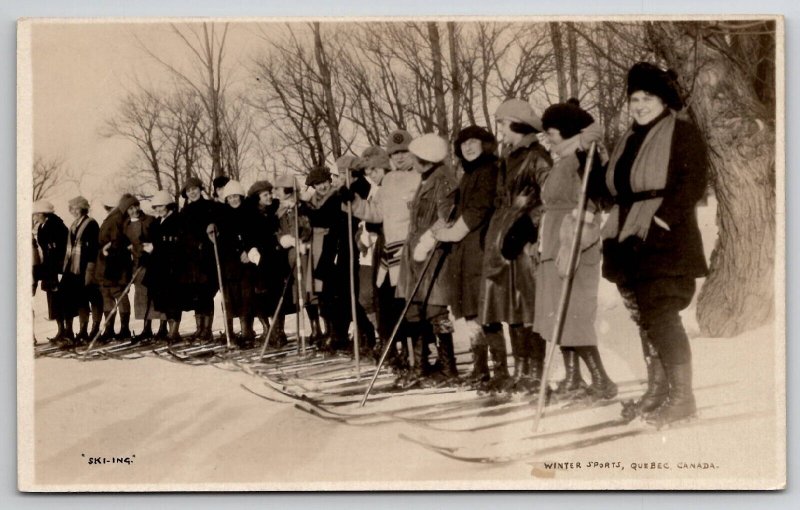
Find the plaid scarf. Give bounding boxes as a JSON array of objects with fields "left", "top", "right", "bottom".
[{"left": 64, "top": 215, "right": 89, "bottom": 275}]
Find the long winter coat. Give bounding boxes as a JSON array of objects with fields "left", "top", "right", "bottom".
[
  {"left": 217, "top": 204, "right": 257, "bottom": 317},
  {"left": 95, "top": 208, "right": 131, "bottom": 287},
  {"left": 249, "top": 200, "right": 289, "bottom": 315},
  {"left": 178, "top": 198, "right": 220, "bottom": 309},
  {"left": 593, "top": 113, "right": 709, "bottom": 285},
  {"left": 143, "top": 211, "right": 183, "bottom": 319},
  {"left": 478, "top": 133, "right": 552, "bottom": 325},
  {"left": 276, "top": 202, "right": 313, "bottom": 307},
  {"left": 304, "top": 189, "right": 353, "bottom": 295},
  {"left": 397, "top": 163, "right": 457, "bottom": 308},
  {"left": 60, "top": 215, "right": 100, "bottom": 318},
  {"left": 533, "top": 147, "right": 601, "bottom": 346},
  {"left": 34, "top": 214, "right": 69, "bottom": 319},
  {"left": 447, "top": 153, "right": 497, "bottom": 319},
  {"left": 123, "top": 214, "right": 156, "bottom": 279}
]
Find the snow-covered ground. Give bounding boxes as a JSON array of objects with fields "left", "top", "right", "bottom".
[{"left": 23, "top": 198, "right": 785, "bottom": 489}]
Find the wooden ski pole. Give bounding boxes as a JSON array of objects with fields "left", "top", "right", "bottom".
[
  {"left": 258, "top": 274, "right": 292, "bottom": 361},
  {"left": 360, "top": 244, "right": 440, "bottom": 407},
  {"left": 292, "top": 180, "right": 307, "bottom": 356},
  {"left": 344, "top": 168, "right": 360, "bottom": 379},
  {"left": 82, "top": 266, "right": 143, "bottom": 360},
  {"left": 210, "top": 228, "right": 233, "bottom": 350},
  {"left": 533, "top": 142, "right": 597, "bottom": 432}
]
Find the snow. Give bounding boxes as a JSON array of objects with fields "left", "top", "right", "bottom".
[{"left": 25, "top": 197, "right": 785, "bottom": 489}]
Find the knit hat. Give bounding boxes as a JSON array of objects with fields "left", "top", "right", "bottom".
[
  {"left": 32, "top": 200, "right": 54, "bottom": 214},
  {"left": 386, "top": 129, "right": 413, "bottom": 155},
  {"left": 181, "top": 177, "right": 204, "bottom": 198},
  {"left": 335, "top": 155, "right": 359, "bottom": 174},
  {"left": 408, "top": 133, "right": 448, "bottom": 164},
  {"left": 247, "top": 180, "right": 273, "bottom": 198},
  {"left": 221, "top": 180, "right": 245, "bottom": 201},
  {"left": 626, "top": 62, "right": 683, "bottom": 111},
  {"left": 68, "top": 196, "right": 90, "bottom": 210},
  {"left": 118, "top": 193, "right": 140, "bottom": 213},
  {"left": 454, "top": 125, "right": 496, "bottom": 160},
  {"left": 276, "top": 174, "right": 298, "bottom": 189},
  {"left": 150, "top": 190, "right": 175, "bottom": 207},
  {"left": 495, "top": 98, "right": 543, "bottom": 132},
  {"left": 541, "top": 99, "right": 595, "bottom": 139},
  {"left": 359, "top": 146, "right": 391, "bottom": 170},
  {"left": 305, "top": 166, "right": 332, "bottom": 187}
]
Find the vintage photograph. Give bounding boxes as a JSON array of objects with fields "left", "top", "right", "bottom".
[{"left": 17, "top": 16, "right": 785, "bottom": 490}]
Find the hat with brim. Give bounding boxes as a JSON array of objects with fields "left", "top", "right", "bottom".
[
  {"left": 408, "top": 133, "right": 449, "bottom": 164},
  {"left": 247, "top": 180, "right": 273, "bottom": 198},
  {"left": 68, "top": 196, "right": 90, "bottom": 210},
  {"left": 495, "top": 98, "right": 543, "bottom": 132},
  {"left": 221, "top": 180, "right": 245, "bottom": 201},
  {"left": 32, "top": 200, "right": 55, "bottom": 214},
  {"left": 150, "top": 190, "right": 175, "bottom": 207},
  {"left": 181, "top": 177, "right": 204, "bottom": 198}
]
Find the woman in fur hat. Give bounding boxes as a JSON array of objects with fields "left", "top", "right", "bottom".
[
  {"left": 478, "top": 99, "right": 552, "bottom": 393},
  {"left": 60, "top": 196, "right": 103, "bottom": 344},
  {"left": 32, "top": 200, "right": 69, "bottom": 344},
  {"left": 592, "top": 62, "right": 708, "bottom": 427},
  {"left": 433, "top": 125, "right": 498, "bottom": 387},
  {"left": 536, "top": 100, "right": 617, "bottom": 402}
]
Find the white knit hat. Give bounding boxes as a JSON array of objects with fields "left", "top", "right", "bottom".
[
  {"left": 221, "top": 180, "right": 245, "bottom": 201},
  {"left": 150, "top": 190, "right": 175, "bottom": 207},
  {"left": 408, "top": 133, "right": 448, "bottom": 164},
  {"left": 32, "top": 200, "right": 55, "bottom": 214}
]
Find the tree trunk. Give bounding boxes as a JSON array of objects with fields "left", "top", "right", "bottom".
[
  {"left": 428, "top": 22, "right": 449, "bottom": 138},
  {"left": 549, "top": 22, "right": 567, "bottom": 102},
  {"left": 447, "top": 22, "right": 462, "bottom": 138},
  {"left": 566, "top": 22, "right": 579, "bottom": 99},
  {"left": 648, "top": 23, "right": 775, "bottom": 337},
  {"left": 313, "top": 22, "right": 342, "bottom": 159}
]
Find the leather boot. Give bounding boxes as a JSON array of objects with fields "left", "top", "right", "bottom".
[
  {"left": 436, "top": 333, "right": 459, "bottom": 383},
  {"left": 155, "top": 320, "right": 169, "bottom": 340},
  {"left": 134, "top": 320, "right": 154, "bottom": 343},
  {"left": 76, "top": 316, "right": 89, "bottom": 343},
  {"left": 308, "top": 316, "right": 322, "bottom": 346},
  {"left": 523, "top": 331, "right": 547, "bottom": 393},
  {"left": 487, "top": 344, "right": 512, "bottom": 392},
  {"left": 116, "top": 312, "right": 132, "bottom": 340},
  {"left": 645, "top": 362, "right": 697, "bottom": 427},
  {"left": 190, "top": 314, "right": 204, "bottom": 342},
  {"left": 238, "top": 316, "right": 256, "bottom": 349},
  {"left": 632, "top": 339, "right": 668, "bottom": 416},
  {"left": 466, "top": 344, "right": 491, "bottom": 387},
  {"left": 199, "top": 315, "right": 214, "bottom": 342},
  {"left": 50, "top": 318, "right": 66, "bottom": 345},
  {"left": 270, "top": 314, "right": 288, "bottom": 348},
  {"left": 62, "top": 320, "right": 75, "bottom": 345},
  {"left": 576, "top": 346, "right": 618, "bottom": 400},
  {"left": 555, "top": 347, "right": 587, "bottom": 396},
  {"left": 97, "top": 312, "right": 116, "bottom": 344},
  {"left": 167, "top": 319, "right": 182, "bottom": 343}
]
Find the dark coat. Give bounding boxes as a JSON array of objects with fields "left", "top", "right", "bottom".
[
  {"left": 178, "top": 198, "right": 220, "bottom": 290},
  {"left": 216, "top": 204, "right": 258, "bottom": 317},
  {"left": 594, "top": 117, "right": 709, "bottom": 285},
  {"left": 95, "top": 209, "right": 132, "bottom": 287},
  {"left": 123, "top": 214, "right": 156, "bottom": 286},
  {"left": 143, "top": 212, "right": 183, "bottom": 319},
  {"left": 397, "top": 163, "right": 457, "bottom": 307},
  {"left": 248, "top": 200, "right": 289, "bottom": 314},
  {"left": 304, "top": 189, "right": 353, "bottom": 292},
  {"left": 276, "top": 201, "right": 312, "bottom": 308},
  {"left": 447, "top": 153, "right": 497, "bottom": 319},
  {"left": 34, "top": 214, "right": 68, "bottom": 292},
  {"left": 479, "top": 134, "right": 552, "bottom": 325},
  {"left": 63, "top": 215, "right": 100, "bottom": 279}
]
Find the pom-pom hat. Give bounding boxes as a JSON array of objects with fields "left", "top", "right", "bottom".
[{"left": 386, "top": 129, "right": 413, "bottom": 155}]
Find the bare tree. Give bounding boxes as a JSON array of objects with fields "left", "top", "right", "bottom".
[{"left": 32, "top": 155, "right": 67, "bottom": 201}]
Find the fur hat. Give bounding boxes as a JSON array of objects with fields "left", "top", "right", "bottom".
[
  {"left": 541, "top": 99, "right": 595, "bottom": 140},
  {"left": 68, "top": 196, "right": 90, "bottom": 210},
  {"left": 626, "top": 62, "right": 683, "bottom": 111},
  {"left": 454, "top": 125, "right": 496, "bottom": 161},
  {"left": 359, "top": 146, "right": 391, "bottom": 170},
  {"left": 118, "top": 193, "right": 140, "bottom": 213},
  {"left": 275, "top": 174, "right": 298, "bottom": 189},
  {"left": 181, "top": 177, "right": 204, "bottom": 198},
  {"left": 495, "top": 98, "right": 543, "bottom": 132},
  {"left": 386, "top": 129, "right": 413, "bottom": 155},
  {"left": 212, "top": 176, "right": 231, "bottom": 198},
  {"left": 32, "top": 200, "right": 55, "bottom": 214},
  {"left": 150, "top": 190, "right": 175, "bottom": 207},
  {"left": 305, "top": 166, "right": 332, "bottom": 187},
  {"left": 247, "top": 180, "right": 273, "bottom": 198},
  {"left": 220, "top": 180, "right": 245, "bottom": 201},
  {"left": 408, "top": 133, "right": 449, "bottom": 164}
]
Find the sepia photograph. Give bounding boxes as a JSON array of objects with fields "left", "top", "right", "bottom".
[{"left": 16, "top": 14, "right": 785, "bottom": 491}]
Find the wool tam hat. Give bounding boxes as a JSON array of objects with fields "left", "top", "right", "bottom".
[
  {"left": 68, "top": 196, "right": 90, "bottom": 210},
  {"left": 181, "top": 177, "right": 204, "bottom": 198},
  {"left": 305, "top": 166, "right": 332, "bottom": 187},
  {"left": 118, "top": 193, "right": 140, "bottom": 213},
  {"left": 495, "top": 98, "right": 543, "bottom": 132},
  {"left": 150, "top": 190, "right": 175, "bottom": 207},
  {"left": 626, "top": 62, "right": 683, "bottom": 111},
  {"left": 409, "top": 133, "right": 449, "bottom": 164},
  {"left": 276, "top": 174, "right": 298, "bottom": 189},
  {"left": 386, "top": 129, "right": 413, "bottom": 155},
  {"left": 221, "top": 180, "right": 245, "bottom": 201},
  {"left": 248, "top": 180, "right": 274, "bottom": 198},
  {"left": 32, "top": 200, "right": 55, "bottom": 214},
  {"left": 359, "top": 146, "right": 391, "bottom": 170},
  {"left": 541, "top": 99, "right": 595, "bottom": 140}
]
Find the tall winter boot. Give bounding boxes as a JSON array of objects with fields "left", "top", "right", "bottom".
[
  {"left": 62, "top": 319, "right": 75, "bottom": 346},
  {"left": 223, "top": 316, "right": 235, "bottom": 345},
  {"left": 134, "top": 320, "right": 154, "bottom": 343},
  {"left": 270, "top": 313, "right": 288, "bottom": 348},
  {"left": 238, "top": 316, "right": 256, "bottom": 349},
  {"left": 97, "top": 311, "right": 116, "bottom": 344},
  {"left": 524, "top": 331, "right": 548, "bottom": 394},
  {"left": 466, "top": 344, "right": 491, "bottom": 388},
  {"left": 435, "top": 333, "right": 460, "bottom": 385},
  {"left": 88, "top": 307, "right": 102, "bottom": 341},
  {"left": 508, "top": 326, "right": 531, "bottom": 391},
  {"left": 555, "top": 347, "right": 588, "bottom": 398},
  {"left": 190, "top": 314, "right": 205, "bottom": 343},
  {"left": 576, "top": 346, "right": 618, "bottom": 400},
  {"left": 486, "top": 332, "right": 512, "bottom": 393},
  {"left": 116, "top": 312, "right": 133, "bottom": 340},
  {"left": 76, "top": 312, "right": 89, "bottom": 343},
  {"left": 49, "top": 317, "right": 66, "bottom": 345},
  {"left": 645, "top": 362, "right": 697, "bottom": 427},
  {"left": 167, "top": 319, "right": 182, "bottom": 344},
  {"left": 621, "top": 337, "right": 669, "bottom": 420},
  {"left": 155, "top": 320, "right": 169, "bottom": 340}
]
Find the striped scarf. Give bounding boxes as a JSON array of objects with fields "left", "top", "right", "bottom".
[{"left": 64, "top": 216, "right": 89, "bottom": 275}]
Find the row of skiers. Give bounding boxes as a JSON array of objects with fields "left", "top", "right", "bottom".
[{"left": 32, "top": 62, "right": 708, "bottom": 427}]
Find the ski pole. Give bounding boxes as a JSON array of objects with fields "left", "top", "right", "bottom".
[
  {"left": 258, "top": 274, "right": 292, "bottom": 361},
  {"left": 344, "top": 168, "right": 360, "bottom": 379},
  {"left": 210, "top": 228, "right": 233, "bottom": 350},
  {"left": 533, "top": 142, "right": 597, "bottom": 432},
  {"left": 360, "top": 244, "right": 440, "bottom": 407},
  {"left": 292, "top": 180, "right": 307, "bottom": 356},
  {"left": 82, "top": 266, "right": 143, "bottom": 360}
]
